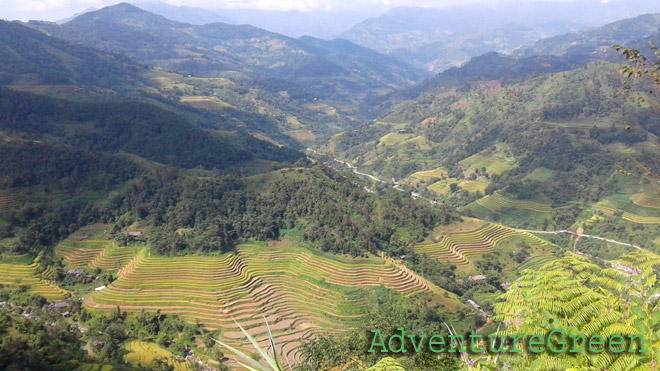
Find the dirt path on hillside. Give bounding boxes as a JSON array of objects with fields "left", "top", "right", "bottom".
[
  {"left": 306, "top": 148, "right": 644, "bottom": 251},
  {"left": 573, "top": 226, "right": 583, "bottom": 253}
]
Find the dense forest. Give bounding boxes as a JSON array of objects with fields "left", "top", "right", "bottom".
[
  {"left": 330, "top": 61, "right": 660, "bottom": 209},
  {"left": 0, "top": 88, "right": 303, "bottom": 170}
]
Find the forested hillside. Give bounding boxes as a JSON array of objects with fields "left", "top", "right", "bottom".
[
  {"left": 1, "top": 2, "right": 659, "bottom": 371},
  {"left": 327, "top": 60, "right": 660, "bottom": 248},
  {"left": 0, "top": 20, "right": 146, "bottom": 89},
  {"left": 0, "top": 88, "right": 302, "bottom": 170},
  {"left": 515, "top": 13, "right": 660, "bottom": 57},
  {"left": 29, "top": 3, "right": 426, "bottom": 105}
]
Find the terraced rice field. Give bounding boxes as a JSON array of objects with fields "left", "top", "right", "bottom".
[
  {"left": 593, "top": 205, "right": 660, "bottom": 224},
  {"left": 0, "top": 192, "right": 18, "bottom": 214},
  {"left": 179, "top": 96, "right": 232, "bottom": 111},
  {"left": 0, "top": 262, "right": 68, "bottom": 301},
  {"left": 378, "top": 133, "right": 413, "bottom": 146},
  {"left": 83, "top": 242, "right": 437, "bottom": 364},
  {"left": 124, "top": 341, "right": 191, "bottom": 371},
  {"left": 474, "top": 192, "right": 561, "bottom": 214},
  {"left": 414, "top": 223, "right": 554, "bottom": 267},
  {"left": 458, "top": 179, "right": 489, "bottom": 194},
  {"left": 57, "top": 240, "right": 142, "bottom": 271},
  {"left": 459, "top": 154, "right": 513, "bottom": 175},
  {"left": 405, "top": 136, "right": 432, "bottom": 150},
  {"left": 56, "top": 225, "right": 143, "bottom": 271},
  {"left": 631, "top": 193, "right": 660, "bottom": 209},
  {"left": 410, "top": 168, "right": 448, "bottom": 181},
  {"left": 427, "top": 178, "right": 459, "bottom": 196}
]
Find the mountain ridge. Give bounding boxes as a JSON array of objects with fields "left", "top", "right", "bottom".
[{"left": 28, "top": 3, "right": 428, "bottom": 106}]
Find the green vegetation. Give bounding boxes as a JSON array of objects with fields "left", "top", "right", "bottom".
[
  {"left": 28, "top": 4, "right": 426, "bottom": 116},
  {"left": 414, "top": 221, "right": 556, "bottom": 271},
  {"left": 1, "top": 6, "right": 660, "bottom": 370},
  {"left": 524, "top": 167, "right": 554, "bottom": 182},
  {"left": 80, "top": 239, "right": 461, "bottom": 363},
  {"left": 459, "top": 146, "right": 515, "bottom": 176},
  {"left": 0, "top": 261, "right": 68, "bottom": 301},
  {"left": 0, "top": 88, "right": 302, "bottom": 171},
  {"left": 485, "top": 251, "right": 660, "bottom": 370},
  {"left": 331, "top": 60, "right": 660, "bottom": 229}
]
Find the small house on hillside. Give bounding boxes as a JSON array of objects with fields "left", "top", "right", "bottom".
[{"left": 67, "top": 269, "right": 86, "bottom": 276}]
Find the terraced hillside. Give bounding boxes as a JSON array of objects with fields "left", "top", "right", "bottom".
[
  {"left": 77, "top": 241, "right": 454, "bottom": 364},
  {"left": 414, "top": 221, "right": 556, "bottom": 269},
  {"left": 124, "top": 341, "right": 191, "bottom": 371},
  {"left": 464, "top": 191, "right": 573, "bottom": 227},
  {"left": 593, "top": 195, "right": 660, "bottom": 224},
  {"left": 631, "top": 193, "right": 660, "bottom": 209},
  {"left": 471, "top": 191, "right": 561, "bottom": 214},
  {"left": 0, "top": 261, "right": 68, "bottom": 301},
  {"left": 593, "top": 205, "right": 660, "bottom": 224},
  {"left": 0, "top": 191, "right": 18, "bottom": 215},
  {"left": 56, "top": 225, "right": 143, "bottom": 271},
  {"left": 459, "top": 153, "right": 513, "bottom": 176}
]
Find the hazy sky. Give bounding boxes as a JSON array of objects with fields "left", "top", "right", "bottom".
[{"left": 0, "top": 0, "right": 624, "bottom": 22}]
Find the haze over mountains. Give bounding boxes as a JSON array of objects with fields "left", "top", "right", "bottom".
[
  {"left": 30, "top": 3, "right": 425, "bottom": 106},
  {"left": 1, "top": 1, "right": 660, "bottom": 370},
  {"left": 37, "top": 0, "right": 660, "bottom": 74}
]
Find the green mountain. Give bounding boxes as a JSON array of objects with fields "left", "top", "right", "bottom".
[
  {"left": 515, "top": 13, "right": 660, "bottom": 57},
  {"left": 0, "top": 88, "right": 303, "bottom": 171},
  {"left": 388, "top": 23, "right": 562, "bottom": 72},
  {"left": 2, "top": 4, "right": 660, "bottom": 371},
  {"left": 0, "top": 20, "right": 147, "bottom": 90},
  {"left": 28, "top": 3, "right": 426, "bottom": 104},
  {"left": 379, "top": 52, "right": 592, "bottom": 107},
  {"left": 0, "top": 19, "right": 330, "bottom": 148},
  {"left": 328, "top": 61, "right": 660, "bottom": 243}
]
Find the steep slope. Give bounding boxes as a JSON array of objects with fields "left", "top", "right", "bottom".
[
  {"left": 515, "top": 13, "right": 660, "bottom": 57},
  {"left": 0, "top": 19, "right": 325, "bottom": 147},
  {"left": 384, "top": 52, "right": 592, "bottom": 105},
  {"left": 328, "top": 61, "right": 660, "bottom": 234},
  {"left": 56, "top": 236, "right": 461, "bottom": 363},
  {"left": 28, "top": 3, "right": 426, "bottom": 104},
  {"left": 0, "top": 88, "right": 303, "bottom": 171},
  {"left": 339, "top": 1, "right": 660, "bottom": 71},
  {"left": 0, "top": 20, "right": 147, "bottom": 90}
]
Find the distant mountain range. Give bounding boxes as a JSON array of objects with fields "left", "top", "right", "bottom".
[
  {"left": 515, "top": 13, "right": 660, "bottom": 57},
  {"left": 339, "top": 0, "right": 660, "bottom": 71},
  {"left": 29, "top": 3, "right": 427, "bottom": 106}
]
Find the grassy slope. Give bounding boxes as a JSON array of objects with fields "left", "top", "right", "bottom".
[{"left": 331, "top": 62, "right": 660, "bottom": 231}]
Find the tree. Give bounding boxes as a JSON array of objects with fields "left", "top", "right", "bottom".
[
  {"left": 614, "top": 42, "right": 660, "bottom": 100},
  {"left": 613, "top": 42, "right": 660, "bottom": 181}
]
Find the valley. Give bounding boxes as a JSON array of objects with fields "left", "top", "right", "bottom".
[{"left": 0, "top": 1, "right": 659, "bottom": 370}]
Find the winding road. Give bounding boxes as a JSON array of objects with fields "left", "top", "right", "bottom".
[
  {"left": 306, "top": 148, "right": 645, "bottom": 251},
  {"left": 516, "top": 228, "right": 641, "bottom": 250}
]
